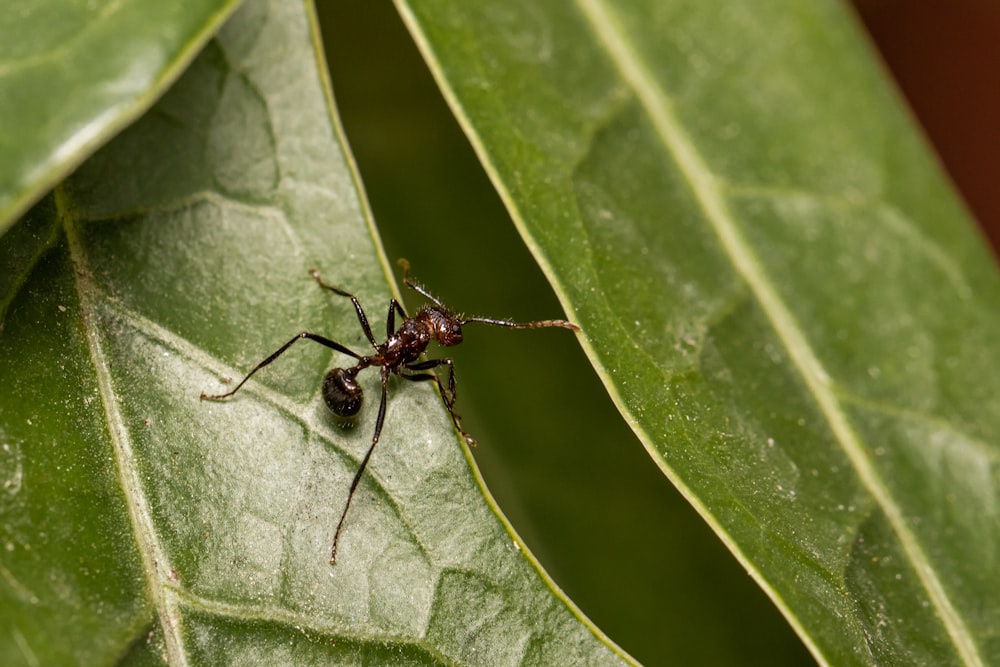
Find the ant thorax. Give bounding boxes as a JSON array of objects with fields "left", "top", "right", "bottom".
[{"left": 382, "top": 315, "right": 429, "bottom": 364}]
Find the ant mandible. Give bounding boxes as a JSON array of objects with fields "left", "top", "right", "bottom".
[{"left": 201, "top": 259, "right": 580, "bottom": 564}]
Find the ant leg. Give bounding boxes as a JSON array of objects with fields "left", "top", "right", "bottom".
[
  {"left": 397, "top": 258, "right": 446, "bottom": 308},
  {"left": 461, "top": 315, "right": 580, "bottom": 332},
  {"left": 309, "top": 268, "right": 379, "bottom": 349},
  {"left": 405, "top": 358, "right": 458, "bottom": 404},
  {"left": 402, "top": 359, "right": 475, "bottom": 446},
  {"left": 200, "top": 333, "right": 362, "bottom": 401},
  {"left": 385, "top": 298, "right": 408, "bottom": 338},
  {"left": 331, "top": 366, "right": 390, "bottom": 564}
]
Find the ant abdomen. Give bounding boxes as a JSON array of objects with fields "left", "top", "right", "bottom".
[{"left": 323, "top": 368, "right": 363, "bottom": 417}]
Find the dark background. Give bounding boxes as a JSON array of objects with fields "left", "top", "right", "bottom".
[
  {"left": 317, "top": 2, "right": 998, "bottom": 664},
  {"left": 855, "top": 0, "right": 1000, "bottom": 252}
]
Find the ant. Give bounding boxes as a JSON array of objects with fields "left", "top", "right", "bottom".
[{"left": 201, "top": 259, "right": 580, "bottom": 564}]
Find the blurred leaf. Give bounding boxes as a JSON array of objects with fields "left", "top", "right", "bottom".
[
  {"left": 0, "top": 0, "right": 631, "bottom": 664},
  {"left": 396, "top": 0, "right": 1000, "bottom": 664},
  {"left": 0, "top": 0, "right": 243, "bottom": 236}
]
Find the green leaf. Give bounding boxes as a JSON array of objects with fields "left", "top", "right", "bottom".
[
  {"left": 0, "top": 1, "right": 630, "bottom": 664},
  {"left": 0, "top": 0, "right": 243, "bottom": 237},
  {"left": 395, "top": 0, "right": 1000, "bottom": 665}
]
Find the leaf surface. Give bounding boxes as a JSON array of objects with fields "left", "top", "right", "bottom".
[
  {"left": 0, "top": 0, "right": 242, "bottom": 236},
  {"left": 395, "top": 0, "right": 1000, "bottom": 664},
  {"left": 0, "top": 1, "right": 630, "bottom": 664}
]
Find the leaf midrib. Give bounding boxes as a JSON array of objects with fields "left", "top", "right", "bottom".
[
  {"left": 574, "top": 0, "right": 981, "bottom": 665},
  {"left": 59, "top": 188, "right": 189, "bottom": 665}
]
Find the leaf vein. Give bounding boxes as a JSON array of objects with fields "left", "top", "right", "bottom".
[
  {"left": 171, "top": 586, "right": 459, "bottom": 665},
  {"left": 60, "top": 188, "right": 189, "bottom": 666}
]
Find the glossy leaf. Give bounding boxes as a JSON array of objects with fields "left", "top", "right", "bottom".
[
  {"left": 0, "top": 0, "right": 631, "bottom": 664},
  {"left": 395, "top": 0, "right": 1000, "bottom": 665},
  {"left": 0, "top": 0, "right": 243, "bottom": 236}
]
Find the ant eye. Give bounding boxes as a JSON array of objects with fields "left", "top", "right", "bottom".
[{"left": 322, "top": 368, "right": 363, "bottom": 417}]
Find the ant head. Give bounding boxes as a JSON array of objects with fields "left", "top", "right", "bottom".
[
  {"left": 424, "top": 305, "right": 463, "bottom": 347},
  {"left": 322, "top": 367, "right": 363, "bottom": 417}
]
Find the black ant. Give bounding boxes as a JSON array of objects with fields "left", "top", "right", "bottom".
[{"left": 201, "top": 259, "right": 580, "bottom": 564}]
